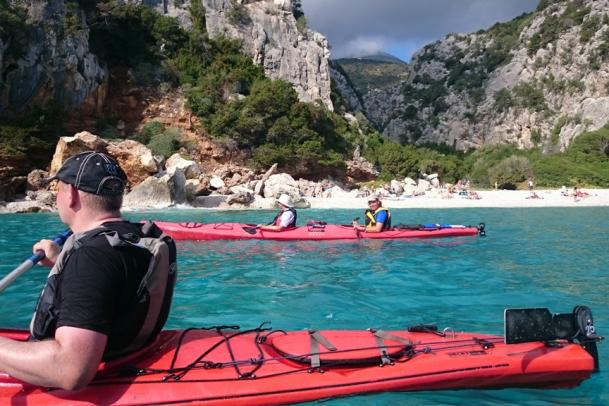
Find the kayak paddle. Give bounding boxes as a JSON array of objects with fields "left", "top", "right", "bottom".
[
  {"left": 0, "top": 229, "right": 73, "bottom": 293},
  {"left": 242, "top": 225, "right": 260, "bottom": 235}
]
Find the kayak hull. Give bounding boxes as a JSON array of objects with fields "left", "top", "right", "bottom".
[
  {"left": 154, "top": 222, "right": 481, "bottom": 241},
  {"left": 0, "top": 326, "right": 594, "bottom": 405}
]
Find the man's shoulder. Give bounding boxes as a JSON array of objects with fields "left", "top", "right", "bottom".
[
  {"left": 79, "top": 222, "right": 142, "bottom": 249},
  {"left": 376, "top": 209, "right": 388, "bottom": 220}
]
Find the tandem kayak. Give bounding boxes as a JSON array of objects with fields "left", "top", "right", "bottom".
[
  {"left": 154, "top": 221, "right": 486, "bottom": 241},
  {"left": 0, "top": 306, "right": 601, "bottom": 405}
]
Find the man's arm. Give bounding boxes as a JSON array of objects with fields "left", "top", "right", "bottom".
[
  {"left": 258, "top": 224, "right": 283, "bottom": 231},
  {"left": 360, "top": 211, "right": 387, "bottom": 233},
  {"left": 0, "top": 326, "right": 107, "bottom": 390},
  {"left": 364, "top": 222, "right": 385, "bottom": 233}
]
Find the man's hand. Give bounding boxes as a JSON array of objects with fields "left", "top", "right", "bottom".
[{"left": 32, "top": 239, "right": 61, "bottom": 267}]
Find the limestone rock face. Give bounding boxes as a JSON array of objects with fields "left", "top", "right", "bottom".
[
  {"left": 0, "top": 0, "right": 107, "bottom": 115},
  {"left": 202, "top": 0, "right": 333, "bottom": 109},
  {"left": 330, "top": 65, "right": 363, "bottom": 112},
  {"left": 336, "top": 0, "right": 609, "bottom": 150}
]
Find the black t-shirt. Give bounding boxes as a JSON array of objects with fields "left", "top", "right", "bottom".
[{"left": 55, "top": 221, "right": 152, "bottom": 357}]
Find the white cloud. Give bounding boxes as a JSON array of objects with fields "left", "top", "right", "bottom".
[
  {"left": 301, "top": 0, "right": 539, "bottom": 60},
  {"left": 336, "top": 36, "right": 389, "bottom": 59}
]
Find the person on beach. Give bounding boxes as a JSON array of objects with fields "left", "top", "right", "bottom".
[
  {"left": 258, "top": 193, "right": 297, "bottom": 231},
  {"left": 352, "top": 195, "right": 392, "bottom": 232},
  {"left": 0, "top": 151, "right": 176, "bottom": 390},
  {"left": 572, "top": 186, "right": 589, "bottom": 202}
]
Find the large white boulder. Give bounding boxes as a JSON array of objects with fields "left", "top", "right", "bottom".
[
  {"left": 263, "top": 173, "right": 300, "bottom": 199},
  {"left": 124, "top": 169, "right": 186, "bottom": 209},
  {"left": 210, "top": 176, "right": 225, "bottom": 189},
  {"left": 166, "top": 153, "right": 201, "bottom": 179}
]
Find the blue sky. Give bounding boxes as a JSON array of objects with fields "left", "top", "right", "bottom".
[{"left": 302, "top": 0, "right": 539, "bottom": 62}]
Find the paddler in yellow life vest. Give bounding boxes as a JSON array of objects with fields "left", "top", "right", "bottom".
[{"left": 352, "top": 194, "right": 391, "bottom": 232}]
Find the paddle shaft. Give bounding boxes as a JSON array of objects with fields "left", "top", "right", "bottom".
[{"left": 0, "top": 229, "right": 73, "bottom": 293}]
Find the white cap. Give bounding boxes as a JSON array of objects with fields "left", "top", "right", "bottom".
[
  {"left": 277, "top": 194, "right": 294, "bottom": 208},
  {"left": 367, "top": 193, "right": 381, "bottom": 202}
]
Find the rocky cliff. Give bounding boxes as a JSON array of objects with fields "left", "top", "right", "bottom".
[
  {"left": 335, "top": 0, "right": 609, "bottom": 151},
  {"left": 123, "top": 0, "right": 333, "bottom": 109},
  {"left": 0, "top": 0, "right": 107, "bottom": 115},
  {"left": 0, "top": 0, "right": 332, "bottom": 117},
  {"left": 201, "top": 0, "right": 332, "bottom": 109}
]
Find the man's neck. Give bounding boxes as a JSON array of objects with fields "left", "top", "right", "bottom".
[{"left": 69, "top": 213, "right": 124, "bottom": 233}]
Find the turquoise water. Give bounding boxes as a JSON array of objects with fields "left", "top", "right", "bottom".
[{"left": 0, "top": 207, "right": 607, "bottom": 405}]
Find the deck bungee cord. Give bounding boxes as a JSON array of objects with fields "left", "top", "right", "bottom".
[{"left": 111, "top": 323, "right": 511, "bottom": 383}]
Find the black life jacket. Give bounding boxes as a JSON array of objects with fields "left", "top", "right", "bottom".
[
  {"left": 271, "top": 207, "right": 297, "bottom": 228},
  {"left": 364, "top": 207, "right": 392, "bottom": 231},
  {"left": 30, "top": 221, "right": 177, "bottom": 359}
]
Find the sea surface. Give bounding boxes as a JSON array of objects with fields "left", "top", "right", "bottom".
[{"left": 0, "top": 207, "right": 607, "bottom": 405}]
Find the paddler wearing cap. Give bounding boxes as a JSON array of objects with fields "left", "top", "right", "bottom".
[
  {"left": 258, "top": 193, "right": 298, "bottom": 231},
  {"left": 0, "top": 151, "right": 176, "bottom": 390},
  {"left": 352, "top": 194, "right": 392, "bottom": 233}
]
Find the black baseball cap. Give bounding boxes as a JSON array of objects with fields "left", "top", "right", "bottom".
[{"left": 50, "top": 151, "right": 127, "bottom": 196}]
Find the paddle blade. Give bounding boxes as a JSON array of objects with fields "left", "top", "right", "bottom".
[{"left": 242, "top": 226, "right": 259, "bottom": 235}]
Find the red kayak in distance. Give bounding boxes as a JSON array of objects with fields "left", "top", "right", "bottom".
[
  {"left": 0, "top": 306, "right": 601, "bottom": 405},
  {"left": 153, "top": 221, "right": 486, "bottom": 241}
]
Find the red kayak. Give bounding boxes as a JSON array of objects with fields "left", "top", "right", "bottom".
[
  {"left": 154, "top": 221, "right": 485, "bottom": 241},
  {"left": 0, "top": 306, "right": 600, "bottom": 405}
]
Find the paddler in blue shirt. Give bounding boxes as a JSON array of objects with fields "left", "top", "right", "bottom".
[{"left": 352, "top": 194, "right": 391, "bottom": 232}]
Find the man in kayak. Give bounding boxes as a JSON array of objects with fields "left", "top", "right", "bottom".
[
  {"left": 352, "top": 194, "right": 391, "bottom": 232},
  {"left": 258, "top": 193, "right": 297, "bottom": 231},
  {"left": 0, "top": 151, "right": 176, "bottom": 390}
]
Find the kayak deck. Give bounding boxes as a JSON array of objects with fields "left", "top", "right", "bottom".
[
  {"left": 154, "top": 221, "right": 484, "bottom": 241},
  {"left": 0, "top": 321, "right": 596, "bottom": 405}
]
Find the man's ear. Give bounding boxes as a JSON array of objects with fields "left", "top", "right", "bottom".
[{"left": 68, "top": 185, "right": 80, "bottom": 208}]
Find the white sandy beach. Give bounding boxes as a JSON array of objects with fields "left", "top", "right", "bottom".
[{"left": 305, "top": 189, "right": 609, "bottom": 209}]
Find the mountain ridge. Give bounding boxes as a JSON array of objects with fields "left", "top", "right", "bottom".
[{"left": 333, "top": 0, "right": 609, "bottom": 151}]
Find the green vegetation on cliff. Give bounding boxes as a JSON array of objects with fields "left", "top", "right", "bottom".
[
  {"left": 363, "top": 135, "right": 465, "bottom": 183},
  {"left": 461, "top": 124, "right": 609, "bottom": 189},
  {"left": 334, "top": 56, "right": 409, "bottom": 95},
  {"left": 85, "top": 2, "right": 358, "bottom": 178}
]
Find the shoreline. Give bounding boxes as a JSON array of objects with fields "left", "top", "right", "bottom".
[
  {"left": 147, "top": 188, "right": 609, "bottom": 211},
  {"left": 3, "top": 189, "right": 609, "bottom": 214},
  {"left": 305, "top": 189, "right": 609, "bottom": 209}
]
